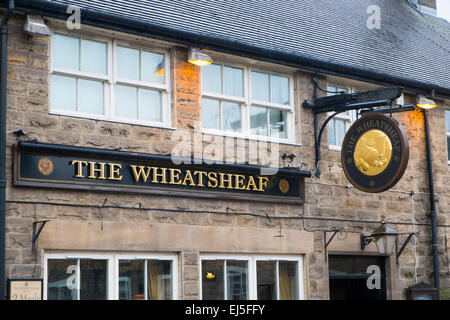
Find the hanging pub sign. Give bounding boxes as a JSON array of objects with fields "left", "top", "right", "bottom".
[
  {"left": 341, "top": 113, "right": 409, "bottom": 193},
  {"left": 13, "top": 142, "right": 310, "bottom": 204}
]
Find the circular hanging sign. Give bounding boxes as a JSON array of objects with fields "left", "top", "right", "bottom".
[{"left": 341, "top": 113, "right": 409, "bottom": 193}]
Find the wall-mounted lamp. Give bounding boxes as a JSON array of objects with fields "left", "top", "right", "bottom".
[
  {"left": 361, "top": 218, "right": 398, "bottom": 255},
  {"left": 23, "top": 15, "right": 50, "bottom": 37},
  {"left": 416, "top": 95, "right": 437, "bottom": 110},
  {"left": 361, "top": 218, "right": 417, "bottom": 264},
  {"left": 187, "top": 48, "right": 213, "bottom": 66}
]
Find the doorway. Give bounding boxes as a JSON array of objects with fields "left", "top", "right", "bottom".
[{"left": 328, "top": 255, "right": 387, "bottom": 300}]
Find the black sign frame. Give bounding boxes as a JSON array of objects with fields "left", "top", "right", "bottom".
[
  {"left": 13, "top": 142, "right": 310, "bottom": 204},
  {"left": 341, "top": 113, "right": 409, "bottom": 193}
]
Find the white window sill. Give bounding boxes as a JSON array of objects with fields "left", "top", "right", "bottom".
[
  {"left": 50, "top": 109, "right": 176, "bottom": 130},
  {"left": 328, "top": 145, "right": 342, "bottom": 151},
  {"left": 200, "top": 129, "right": 300, "bottom": 146}
]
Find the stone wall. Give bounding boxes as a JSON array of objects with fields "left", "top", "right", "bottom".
[{"left": 3, "top": 13, "right": 450, "bottom": 300}]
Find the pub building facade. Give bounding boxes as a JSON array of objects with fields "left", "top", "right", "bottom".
[{"left": 0, "top": 0, "right": 449, "bottom": 300}]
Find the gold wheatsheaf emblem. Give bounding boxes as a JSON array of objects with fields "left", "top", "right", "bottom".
[
  {"left": 354, "top": 130, "right": 392, "bottom": 176},
  {"left": 38, "top": 158, "right": 54, "bottom": 176},
  {"left": 279, "top": 178, "right": 290, "bottom": 194}
]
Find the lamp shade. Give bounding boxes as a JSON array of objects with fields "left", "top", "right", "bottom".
[
  {"left": 187, "top": 48, "right": 213, "bottom": 66},
  {"left": 416, "top": 95, "right": 437, "bottom": 110},
  {"left": 371, "top": 222, "right": 398, "bottom": 255}
]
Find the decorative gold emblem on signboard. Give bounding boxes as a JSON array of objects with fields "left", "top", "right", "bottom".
[
  {"left": 354, "top": 129, "right": 392, "bottom": 176},
  {"left": 37, "top": 158, "right": 54, "bottom": 176},
  {"left": 341, "top": 113, "right": 409, "bottom": 193},
  {"left": 279, "top": 178, "right": 290, "bottom": 194}
]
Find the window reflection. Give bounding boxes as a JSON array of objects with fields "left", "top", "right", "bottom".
[
  {"left": 250, "top": 106, "right": 268, "bottom": 136},
  {"left": 119, "top": 260, "right": 145, "bottom": 300},
  {"left": 47, "top": 259, "right": 78, "bottom": 300}
]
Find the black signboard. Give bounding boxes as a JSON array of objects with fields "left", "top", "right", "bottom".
[
  {"left": 341, "top": 113, "right": 409, "bottom": 193},
  {"left": 14, "top": 142, "right": 310, "bottom": 204}
]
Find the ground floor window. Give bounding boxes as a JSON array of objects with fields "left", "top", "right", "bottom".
[
  {"left": 200, "top": 255, "right": 303, "bottom": 300},
  {"left": 44, "top": 252, "right": 178, "bottom": 300}
]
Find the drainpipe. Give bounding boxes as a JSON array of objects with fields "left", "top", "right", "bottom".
[
  {"left": 0, "top": 0, "right": 14, "bottom": 300},
  {"left": 423, "top": 110, "right": 440, "bottom": 299}
]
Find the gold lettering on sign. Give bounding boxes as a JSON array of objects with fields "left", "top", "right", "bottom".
[
  {"left": 218, "top": 173, "right": 233, "bottom": 189},
  {"left": 108, "top": 163, "right": 123, "bottom": 181},
  {"left": 245, "top": 176, "right": 257, "bottom": 191},
  {"left": 130, "top": 165, "right": 151, "bottom": 182},
  {"left": 88, "top": 162, "right": 107, "bottom": 179},
  {"left": 151, "top": 167, "right": 167, "bottom": 184},
  {"left": 257, "top": 176, "right": 269, "bottom": 192},
  {"left": 207, "top": 172, "right": 218, "bottom": 188},
  {"left": 169, "top": 168, "right": 182, "bottom": 185},
  {"left": 71, "top": 160, "right": 88, "bottom": 178},
  {"left": 194, "top": 171, "right": 207, "bottom": 187},
  {"left": 70, "top": 161, "right": 274, "bottom": 193},
  {"left": 182, "top": 170, "right": 196, "bottom": 186},
  {"left": 234, "top": 174, "right": 246, "bottom": 190}
]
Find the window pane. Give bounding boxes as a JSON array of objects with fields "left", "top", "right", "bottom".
[
  {"left": 78, "top": 79, "right": 104, "bottom": 114},
  {"left": 115, "top": 85, "right": 138, "bottom": 119},
  {"left": 81, "top": 39, "right": 107, "bottom": 74},
  {"left": 79, "top": 259, "right": 107, "bottom": 300},
  {"left": 140, "top": 89, "right": 162, "bottom": 122},
  {"left": 226, "top": 260, "right": 248, "bottom": 300},
  {"left": 51, "top": 75, "right": 77, "bottom": 111},
  {"left": 142, "top": 51, "right": 165, "bottom": 84},
  {"left": 119, "top": 260, "right": 145, "bottom": 300},
  {"left": 202, "top": 64, "right": 222, "bottom": 93},
  {"left": 336, "top": 119, "right": 346, "bottom": 146},
  {"left": 250, "top": 106, "right": 268, "bottom": 136},
  {"left": 147, "top": 260, "right": 172, "bottom": 300},
  {"left": 446, "top": 110, "right": 450, "bottom": 132},
  {"left": 447, "top": 136, "right": 450, "bottom": 161},
  {"left": 257, "top": 261, "right": 277, "bottom": 300},
  {"left": 202, "top": 260, "right": 225, "bottom": 300},
  {"left": 202, "top": 98, "right": 220, "bottom": 129},
  {"left": 47, "top": 259, "right": 78, "bottom": 300},
  {"left": 222, "top": 102, "right": 241, "bottom": 132},
  {"left": 223, "top": 66, "right": 243, "bottom": 97},
  {"left": 251, "top": 71, "right": 269, "bottom": 102},
  {"left": 53, "top": 33, "right": 79, "bottom": 70},
  {"left": 328, "top": 119, "right": 336, "bottom": 145},
  {"left": 278, "top": 261, "right": 298, "bottom": 300},
  {"left": 269, "top": 109, "right": 287, "bottom": 138},
  {"left": 271, "top": 75, "right": 289, "bottom": 105},
  {"left": 117, "top": 46, "right": 140, "bottom": 80}
]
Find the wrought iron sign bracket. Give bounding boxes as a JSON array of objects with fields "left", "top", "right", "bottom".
[
  {"left": 32, "top": 220, "right": 49, "bottom": 250},
  {"left": 395, "top": 233, "right": 419, "bottom": 265},
  {"left": 324, "top": 229, "right": 341, "bottom": 262},
  {"left": 302, "top": 80, "right": 411, "bottom": 178}
]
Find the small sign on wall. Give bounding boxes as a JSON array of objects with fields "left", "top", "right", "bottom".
[{"left": 7, "top": 278, "right": 43, "bottom": 300}]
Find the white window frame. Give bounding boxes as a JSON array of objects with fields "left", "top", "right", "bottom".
[
  {"left": 44, "top": 251, "right": 178, "bottom": 300},
  {"left": 327, "top": 85, "right": 358, "bottom": 151},
  {"left": 49, "top": 30, "right": 172, "bottom": 129},
  {"left": 446, "top": 109, "right": 450, "bottom": 165},
  {"left": 201, "top": 61, "right": 296, "bottom": 144},
  {"left": 199, "top": 254, "right": 304, "bottom": 300}
]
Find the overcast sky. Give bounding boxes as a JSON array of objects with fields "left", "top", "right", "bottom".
[{"left": 436, "top": 0, "right": 450, "bottom": 21}]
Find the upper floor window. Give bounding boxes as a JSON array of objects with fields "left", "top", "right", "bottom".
[
  {"left": 327, "top": 85, "right": 357, "bottom": 150},
  {"left": 201, "top": 62, "right": 294, "bottom": 142},
  {"left": 446, "top": 109, "right": 450, "bottom": 163},
  {"left": 50, "top": 32, "right": 170, "bottom": 127}
]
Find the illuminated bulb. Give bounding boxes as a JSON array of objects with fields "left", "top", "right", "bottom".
[{"left": 187, "top": 48, "right": 213, "bottom": 66}]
